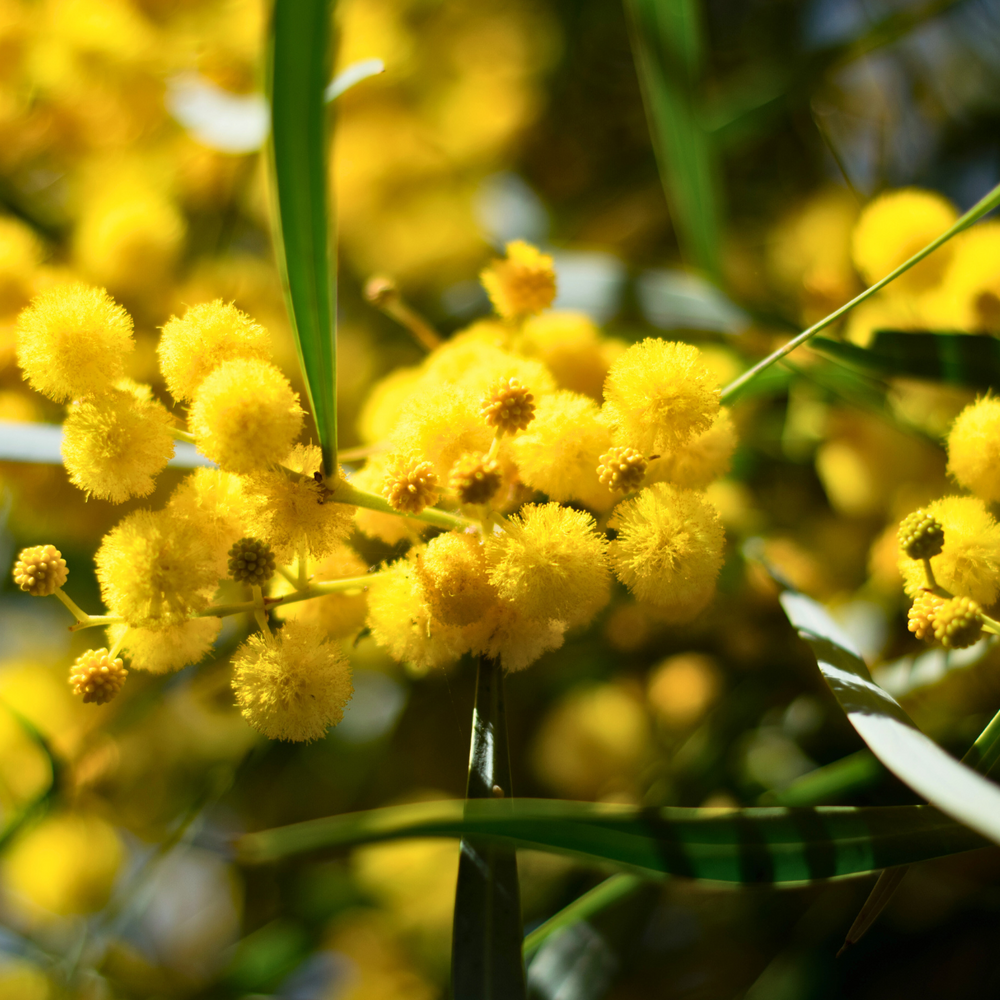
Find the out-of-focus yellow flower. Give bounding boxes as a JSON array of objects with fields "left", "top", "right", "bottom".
[
  {"left": 608, "top": 484, "right": 725, "bottom": 622},
  {"left": 3, "top": 811, "right": 123, "bottom": 921},
  {"left": 851, "top": 188, "right": 957, "bottom": 294},
  {"left": 936, "top": 222, "right": 1000, "bottom": 332},
  {"left": 518, "top": 310, "right": 617, "bottom": 400},
  {"left": 0, "top": 959, "right": 52, "bottom": 1000},
  {"left": 168, "top": 467, "right": 248, "bottom": 576},
  {"left": 532, "top": 683, "right": 651, "bottom": 800},
  {"left": 0, "top": 216, "right": 44, "bottom": 315},
  {"left": 107, "top": 618, "right": 221, "bottom": 675},
  {"left": 16, "top": 283, "right": 133, "bottom": 401},
  {"left": 644, "top": 408, "right": 736, "bottom": 491},
  {"left": 603, "top": 339, "right": 720, "bottom": 454},
  {"left": 231, "top": 621, "right": 353, "bottom": 742},
  {"left": 481, "top": 240, "right": 556, "bottom": 320},
  {"left": 898, "top": 496, "right": 1000, "bottom": 607},
  {"left": 947, "top": 395, "right": 1000, "bottom": 502},
  {"left": 273, "top": 546, "right": 369, "bottom": 639},
  {"left": 843, "top": 293, "right": 926, "bottom": 347},
  {"left": 647, "top": 653, "right": 721, "bottom": 729}
]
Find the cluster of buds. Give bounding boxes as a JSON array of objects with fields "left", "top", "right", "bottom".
[{"left": 229, "top": 537, "right": 277, "bottom": 586}]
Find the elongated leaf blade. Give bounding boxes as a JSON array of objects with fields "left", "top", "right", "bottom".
[
  {"left": 780, "top": 590, "right": 1000, "bottom": 845},
  {"left": 453, "top": 656, "right": 526, "bottom": 1000},
  {"left": 811, "top": 332, "right": 1000, "bottom": 389},
  {"left": 624, "top": 0, "right": 722, "bottom": 279},
  {"left": 238, "top": 798, "right": 988, "bottom": 884},
  {"left": 268, "top": 0, "right": 338, "bottom": 474}
]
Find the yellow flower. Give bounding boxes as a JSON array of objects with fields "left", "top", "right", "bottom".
[
  {"left": 0, "top": 215, "right": 45, "bottom": 314},
  {"left": 189, "top": 358, "right": 304, "bottom": 473},
  {"left": 473, "top": 601, "right": 567, "bottom": 673},
  {"left": 480, "top": 240, "right": 556, "bottom": 320},
  {"left": 158, "top": 300, "right": 272, "bottom": 402},
  {"left": 936, "top": 222, "right": 1000, "bottom": 332},
  {"left": 168, "top": 468, "right": 248, "bottom": 576},
  {"left": 947, "top": 396, "right": 1000, "bottom": 502},
  {"left": 381, "top": 453, "right": 440, "bottom": 514},
  {"left": 351, "top": 457, "right": 429, "bottom": 545},
  {"left": 231, "top": 621, "right": 353, "bottom": 742},
  {"left": 95, "top": 509, "right": 218, "bottom": 628},
  {"left": 16, "top": 283, "right": 133, "bottom": 401},
  {"left": 13, "top": 544, "right": 68, "bottom": 596},
  {"left": 62, "top": 382, "right": 175, "bottom": 503},
  {"left": 416, "top": 532, "right": 497, "bottom": 627},
  {"left": 602, "top": 338, "right": 720, "bottom": 454},
  {"left": 851, "top": 188, "right": 957, "bottom": 294},
  {"left": 485, "top": 503, "right": 610, "bottom": 628},
  {"left": 644, "top": 408, "right": 736, "bottom": 491},
  {"left": 241, "top": 445, "right": 354, "bottom": 562},
  {"left": 106, "top": 618, "right": 222, "bottom": 674},
  {"left": 518, "top": 310, "right": 617, "bottom": 399},
  {"left": 356, "top": 365, "right": 422, "bottom": 443},
  {"left": 511, "top": 390, "right": 615, "bottom": 510},
  {"left": 68, "top": 648, "right": 127, "bottom": 704},
  {"left": 899, "top": 496, "right": 1000, "bottom": 607},
  {"left": 608, "top": 483, "right": 725, "bottom": 622}
]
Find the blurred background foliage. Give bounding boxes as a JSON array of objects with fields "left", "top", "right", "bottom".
[{"left": 1, "top": 0, "right": 1000, "bottom": 997}]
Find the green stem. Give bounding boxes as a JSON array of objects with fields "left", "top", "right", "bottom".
[
  {"left": 328, "top": 477, "right": 476, "bottom": 532},
  {"left": 53, "top": 588, "right": 90, "bottom": 623},
  {"left": 171, "top": 427, "right": 196, "bottom": 444},
  {"left": 721, "top": 179, "right": 1000, "bottom": 404},
  {"left": 522, "top": 873, "right": 646, "bottom": 961}
]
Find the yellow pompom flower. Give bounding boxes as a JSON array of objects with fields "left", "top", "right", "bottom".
[
  {"left": 486, "top": 503, "right": 610, "bottom": 628},
  {"left": 241, "top": 445, "right": 355, "bottom": 562},
  {"left": 158, "top": 300, "right": 272, "bottom": 402},
  {"left": 608, "top": 483, "right": 725, "bottom": 622},
  {"left": 511, "top": 390, "right": 615, "bottom": 510},
  {"left": 231, "top": 621, "right": 353, "bottom": 742},
  {"left": 947, "top": 396, "right": 1000, "bottom": 502},
  {"left": 475, "top": 601, "right": 567, "bottom": 673},
  {"left": 62, "top": 382, "right": 175, "bottom": 503},
  {"left": 519, "top": 310, "right": 613, "bottom": 399},
  {"left": 644, "top": 408, "right": 737, "bottom": 490},
  {"left": 356, "top": 365, "right": 422, "bottom": 443},
  {"left": 416, "top": 532, "right": 497, "bottom": 627},
  {"left": 168, "top": 468, "right": 248, "bottom": 575},
  {"left": 899, "top": 496, "right": 1000, "bottom": 607},
  {"left": 0, "top": 216, "right": 44, "bottom": 314},
  {"left": 934, "top": 222, "right": 1000, "bottom": 332},
  {"left": 95, "top": 509, "right": 218, "bottom": 628},
  {"left": 189, "top": 358, "right": 304, "bottom": 473},
  {"left": 851, "top": 188, "right": 958, "bottom": 293},
  {"left": 3, "top": 812, "right": 123, "bottom": 920},
  {"left": 367, "top": 557, "right": 476, "bottom": 673},
  {"left": 16, "top": 284, "right": 133, "bottom": 401},
  {"left": 602, "top": 339, "right": 720, "bottom": 454},
  {"left": 273, "top": 546, "right": 369, "bottom": 639},
  {"left": 106, "top": 618, "right": 222, "bottom": 674},
  {"left": 480, "top": 240, "right": 556, "bottom": 320}
]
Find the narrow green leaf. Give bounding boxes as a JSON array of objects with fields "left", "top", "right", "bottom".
[
  {"left": 759, "top": 750, "right": 884, "bottom": 807},
  {"left": 268, "top": 0, "right": 338, "bottom": 475},
  {"left": 722, "top": 180, "right": 1000, "bottom": 403},
  {"left": 237, "top": 798, "right": 988, "bottom": 884},
  {"left": 624, "top": 0, "right": 722, "bottom": 279},
  {"left": 780, "top": 589, "right": 1000, "bottom": 845},
  {"left": 811, "top": 331, "right": 1000, "bottom": 389},
  {"left": 453, "top": 656, "right": 526, "bottom": 1000},
  {"left": 0, "top": 705, "right": 60, "bottom": 852}
]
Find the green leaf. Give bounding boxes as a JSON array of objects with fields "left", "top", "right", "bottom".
[
  {"left": 453, "top": 656, "right": 526, "bottom": 1000},
  {"left": 759, "top": 750, "right": 884, "bottom": 808},
  {"left": 811, "top": 332, "right": 1000, "bottom": 389},
  {"left": 238, "top": 797, "right": 988, "bottom": 884},
  {"left": 268, "top": 0, "right": 338, "bottom": 475},
  {"left": 624, "top": 0, "right": 722, "bottom": 279},
  {"left": 779, "top": 590, "right": 1000, "bottom": 845},
  {"left": 0, "top": 705, "right": 60, "bottom": 852}
]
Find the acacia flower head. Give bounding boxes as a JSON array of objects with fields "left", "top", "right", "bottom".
[
  {"left": 481, "top": 376, "right": 536, "bottom": 435},
  {"left": 231, "top": 621, "right": 353, "bottom": 742},
  {"left": 382, "top": 454, "right": 440, "bottom": 514},
  {"left": 14, "top": 544, "right": 68, "bottom": 596},
  {"left": 449, "top": 452, "right": 502, "bottom": 505},
  {"left": 597, "top": 446, "right": 648, "bottom": 494},
  {"left": 933, "top": 596, "right": 984, "bottom": 650},
  {"left": 480, "top": 240, "right": 556, "bottom": 320},
  {"left": 106, "top": 619, "right": 221, "bottom": 675},
  {"left": 16, "top": 284, "right": 133, "bottom": 401},
  {"left": 417, "top": 532, "right": 497, "bottom": 627},
  {"left": 947, "top": 395, "right": 1000, "bottom": 503},
  {"left": 69, "top": 649, "right": 127, "bottom": 705}
]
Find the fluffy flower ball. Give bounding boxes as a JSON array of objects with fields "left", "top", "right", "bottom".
[
  {"left": 95, "top": 509, "right": 218, "bottom": 628},
  {"left": 158, "top": 300, "right": 271, "bottom": 402},
  {"left": 947, "top": 396, "right": 1000, "bottom": 502},
  {"left": 417, "top": 532, "right": 497, "bottom": 627},
  {"left": 602, "top": 339, "right": 720, "bottom": 454},
  {"left": 62, "top": 383, "right": 175, "bottom": 503},
  {"left": 899, "top": 496, "right": 1000, "bottom": 608},
  {"left": 16, "top": 284, "right": 134, "bottom": 401},
  {"left": 608, "top": 483, "right": 725, "bottom": 622},
  {"left": 480, "top": 240, "right": 557, "bottom": 320},
  {"left": 189, "top": 358, "right": 303, "bottom": 473},
  {"left": 486, "top": 503, "right": 610, "bottom": 628},
  {"left": 107, "top": 618, "right": 221, "bottom": 674},
  {"left": 232, "top": 622, "right": 353, "bottom": 741}
]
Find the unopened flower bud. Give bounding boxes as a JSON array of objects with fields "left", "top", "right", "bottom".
[
  {"left": 907, "top": 591, "right": 944, "bottom": 642},
  {"left": 898, "top": 509, "right": 945, "bottom": 560},
  {"left": 13, "top": 545, "right": 68, "bottom": 596},
  {"left": 932, "top": 596, "right": 984, "bottom": 650},
  {"left": 69, "top": 649, "right": 127, "bottom": 704},
  {"left": 383, "top": 455, "right": 440, "bottom": 514},
  {"left": 364, "top": 275, "right": 399, "bottom": 307},
  {"left": 229, "top": 537, "right": 277, "bottom": 586},
  {"left": 449, "top": 453, "right": 502, "bottom": 505},
  {"left": 597, "top": 446, "right": 648, "bottom": 493},
  {"left": 481, "top": 377, "right": 535, "bottom": 435}
]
